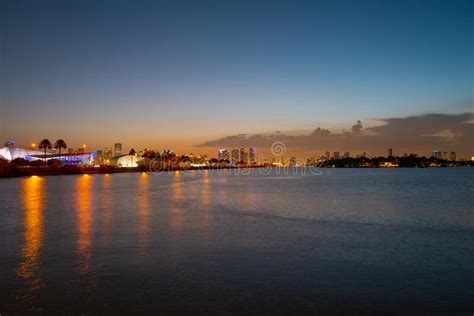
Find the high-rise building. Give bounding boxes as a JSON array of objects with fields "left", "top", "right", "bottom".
[
  {"left": 231, "top": 149, "right": 240, "bottom": 162},
  {"left": 240, "top": 148, "right": 247, "bottom": 163},
  {"left": 249, "top": 147, "right": 256, "bottom": 163},
  {"left": 432, "top": 149, "right": 441, "bottom": 159},
  {"left": 333, "top": 151, "right": 340, "bottom": 159},
  {"left": 449, "top": 152, "right": 456, "bottom": 161},
  {"left": 441, "top": 151, "right": 449, "bottom": 160},
  {"left": 243, "top": 152, "right": 249, "bottom": 163},
  {"left": 95, "top": 150, "right": 103, "bottom": 164},
  {"left": 218, "top": 149, "right": 229, "bottom": 160},
  {"left": 387, "top": 148, "right": 393, "bottom": 157},
  {"left": 325, "top": 151, "right": 330, "bottom": 160},
  {"left": 104, "top": 147, "right": 113, "bottom": 161},
  {"left": 114, "top": 143, "right": 122, "bottom": 157},
  {"left": 342, "top": 152, "right": 350, "bottom": 158}
]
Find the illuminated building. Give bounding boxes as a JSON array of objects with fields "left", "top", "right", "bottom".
[
  {"left": 441, "top": 151, "right": 449, "bottom": 160},
  {"left": 0, "top": 146, "right": 43, "bottom": 161},
  {"left": 242, "top": 152, "right": 249, "bottom": 163},
  {"left": 342, "top": 151, "right": 350, "bottom": 158},
  {"left": 333, "top": 152, "right": 340, "bottom": 159},
  {"left": 104, "top": 147, "right": 113, "bottom": 160},
  {"left": 381, "top": 161, "right": 399, "bottom": 168},
  {"left": 249, "top": 147, "right": 256, "bottom": 163},
  {"left": 240, "top": 148, "right": 247, "bottom": 162},
  {"left": 231, "top": 149, "right": 239, "bottom": 163},
  {"left": 114, "top": 143, "right": 122, "bottom": 156},
  {"left": 432, "top": 150, "right": 441, "bottom": 159},
  {"left": 325, "top": 151, "right": 330, "bottom": 160},
  {"left": 272, "top": 156, "right": 285, "bottom": 166},
  {"left": 218, "top": 149, "right": 229, "bottom": 160},
  {"left": 449, "top": 152, "right": 456, "bottom": 161},
  {"left": 95, "top": 150, "right": 104, "bottom": 164},
  {"left": 0, "top": 148, "right": 94, "bottom": 165},
  {"left": 110, "top": 154, "right": 140, "bottom": 167}
]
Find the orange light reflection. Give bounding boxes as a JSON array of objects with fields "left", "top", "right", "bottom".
[{"left": 17, "top": 176, "right": 45, "bottom": 294}]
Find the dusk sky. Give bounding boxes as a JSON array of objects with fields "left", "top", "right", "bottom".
[{"left": 1, "top": 0, "right": 473, "bottom": 157}]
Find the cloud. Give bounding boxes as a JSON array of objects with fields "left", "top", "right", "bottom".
[{"left": 198, "top": 112, "right": 474, "bottom": 157}]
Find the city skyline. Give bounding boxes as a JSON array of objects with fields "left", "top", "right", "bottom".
[{"left": 5, "top": 111, "right": 473, "bottom": 159}]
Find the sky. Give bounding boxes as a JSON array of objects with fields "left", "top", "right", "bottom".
[{"left": 1, "top": 0, "right": 473, "bottom": 157}]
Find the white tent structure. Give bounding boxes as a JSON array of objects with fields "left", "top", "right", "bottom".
[{"left": 0, "top": 146, "right": 44, "bottom": 161}]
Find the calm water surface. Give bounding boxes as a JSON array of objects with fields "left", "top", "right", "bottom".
[{"left": 0, "top": 169, "right": 473, "bottom": 314}]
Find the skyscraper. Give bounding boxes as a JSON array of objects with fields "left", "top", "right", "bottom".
[
  {"left": 104, "top": 147, "right": 113, "bottom": 161},
  {"left": 387, "top": 148, "right": 393, "bottom": 157},
  {"left": 114, "top": 143, "right": 122, "bottom": 157},
  {"left": 231, "top": 149, "right": 240, "bottom": 163},
  {"left": 249, "top": 147, "right": 256, "bottom": 163},
  {"left": 240, "top": 148, "right": 247, "bottom": 163},
  {"left": 95, "top": 150, "right": 103, "bottom": 164},
  {"left": 450, "top": 152, "right": 456, "bottom": 161},
  {"left": 333, "top": 151, "right": 340, "bottom": 159},
  {"left": 218, "top": 149, "right": 229, "bottom": 160}
]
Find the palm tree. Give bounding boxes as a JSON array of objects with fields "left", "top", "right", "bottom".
[
  {"left": 129, "top": 148, "right": 136, "bottom": 167},
  {"left": 54, "top": 139, "right": 67, "bottom": 155},
  {"left": 38, "top": 139, "right": 52, "bottom": 160}
]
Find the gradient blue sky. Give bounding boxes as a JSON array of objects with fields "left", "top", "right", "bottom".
[{"left": 1, "top": 0, "right": 472, "bottom": 153}]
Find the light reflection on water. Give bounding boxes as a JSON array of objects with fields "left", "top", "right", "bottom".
[
  {"left": 76, "top": 174, "right": 93, "bottom": 275},
  {"left": 137, "top": 172, "right": 150, "bottom": 262},
  {"left": 100, "top": 174, "right": 113, "bottom": 247},
  {"left": 16, "top": 176, "right": 45, "bottom": 302},
  {"left": 201, "top": 171, "right": 211, "bottom": 232},
  {"left": 170, "top": 171, "right": 184, "bottom": 235}
]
